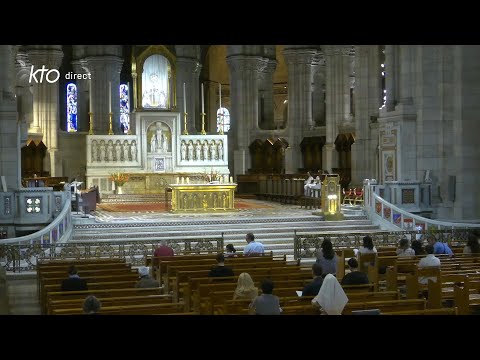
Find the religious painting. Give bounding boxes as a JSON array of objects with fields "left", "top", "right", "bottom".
[
  {"left": 382, "top": 150, "right": 395, "bottom": 182},
  {"left": 147, "top": 121, "right": 172, "bottom": 154},
  {"left": 153, "top": 157, "right": 165, "bottom": 173}
]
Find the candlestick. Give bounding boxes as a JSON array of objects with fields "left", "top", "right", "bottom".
[
  {"left": 108, "top": 82, "right": 112, "bottom": 113},
  {"left": 201, "top": 111, "right": 206, "bottom": 135},
  {"left": 88, "top": 112, "right": 94, "bottom": 135},
  {"left": 108, "top": 112, "right": 113, "bottom": 135},
  {"left": 89, "top": 80, "right": 92, "bottom": 113},
  {"left": 183, "top": 83, "right": 187, "bottom": 114},
  {"left": 201, "top": 83, "right": 204, "bottom": 114}
]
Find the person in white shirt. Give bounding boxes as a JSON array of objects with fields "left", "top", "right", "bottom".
[
  {"left": 356, "top": 235, "right": 377, "bottom": 269},
  {"left": 417, "top": 244, "right": 441, "bottom": 285},
  {"left": 396, "top": 238, "right": 416, "bottom": 257},
  {"left": 243, "top": 232, "right": 265, "bottom": 256}
]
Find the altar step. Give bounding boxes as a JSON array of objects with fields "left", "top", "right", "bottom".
[
  {"left": 71, "top": 214, "right": 381, "bottom": 257},
  {"left": 100, "top": 194, "right": 165, "bottom": 203}
]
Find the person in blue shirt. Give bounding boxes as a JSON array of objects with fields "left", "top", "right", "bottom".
[
  {"left": 243, "top": 233, "right": 265, "bottom": 256},
  {"left": 428, "top": 235, "right": 453, "bottom": 256}
]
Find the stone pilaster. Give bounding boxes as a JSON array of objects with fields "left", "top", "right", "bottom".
[
  {"left": 15, "top": 50, "right": 32, "bottom": 143},
  {"left": 27, "top": 46, "right": 63, "bottom": 176},
  {"left": 351, "top": 45, "right": 382, "bottom": 185},
  {"left": 258, "top": 59, "right": 277, "bottom": 129},
  {"left": 384, "top": 45, "right": 396, "bottom": 111},
  {"left": 84, "top": 55, "right": 123, "bottom": 134},
  {"left": 283, "top": 48, "right": 318, "bottom": 173},
  {"left": 226, "top": 55, "right": 267, "bottom": 176},
  {"left": 312, "top": 55, "right": 326, "bottom": 127},
  {"left": 176, "top": 57, "right": 202, "bottom": 134},
  {"left": 0, "top": 45, "right": 20, "bottom": 190}
]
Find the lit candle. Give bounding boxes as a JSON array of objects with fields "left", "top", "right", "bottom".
[
  {"left": 108, "top": 81, "right": 112, "bottom": 113},
  {"left": 89, "top": 80, "right": 92, "bottom": 113},
  {"left": 186, "top": 177, "right": 189, "bottom": 184},
  {"left": 219, "top": 83, "right": 222, "bottom": 109},
  {"left": 201, "top": 83, "right": 204, "bottom": 114},
  {"left": 183, "top": 83, "right": 186, "bottom": 114},
  {"left": 176, "top": 177, "right": 179, "bottom": 184},
  {"left": 230, "top": 176, "right": 233, "bottom": 183}
]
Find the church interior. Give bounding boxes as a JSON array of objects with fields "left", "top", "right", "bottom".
[{"left": 0, "top": 45, "right": 480, "bottom": 315}]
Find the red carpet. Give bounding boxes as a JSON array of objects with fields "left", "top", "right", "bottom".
[{"left": 97, "top": 199, "right": 273, "bottom": 213}]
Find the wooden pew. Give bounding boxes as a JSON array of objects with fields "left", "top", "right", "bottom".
[{"left": 51, "top": 302, "right": 188, "bottom": 315}]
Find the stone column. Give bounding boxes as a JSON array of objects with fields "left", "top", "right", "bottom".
[
  {"left": 226, "top": 54, "right": 267, "bottom": 176},
  {"left": 283, "top": 47, "right": 317, "bottom": 173},
  {"left": 176, "top": 57, "right": 202, "bottom": 134},
  {"left": 398, "top": 45, "right": 414, "bottom": 106},
  {"left": 84, "top": 56, "right": 123, "bottom": 134},
  {"left": 27, "top": 46, "right": 64, "bottom": 176},
  {"left": 312, "top": 57, "right": 326, "bottom": 127},
  {"left": 71, "top": 60, "right": 89, "bottom": 132},
  {"left": 384, "top": 45, "right": 396, "bottom": 111},
  {"left": 15, "top": 50, "right": 33, "bottom": 143},
  {"left": 0, "top": 45, "right": 20, "bottom": 190},
  {"left": 351, "top": 45, "right": 382, "bottom": 184},
  {"left": 258, "top": 59, "right": 277, "bottom": 129}
]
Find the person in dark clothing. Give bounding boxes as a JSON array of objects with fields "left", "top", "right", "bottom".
[
  {"left": 208, "top": 253, "right": 234, "bottom": 277},
  {"left": 341, "top": 258, "right": 369, "bottom": 285},
  {"left": 61, "top": 265, "right": 88, "bottom": 291},
  {"left": 302, "top": 263, "right": 324, "bottom": 297}
]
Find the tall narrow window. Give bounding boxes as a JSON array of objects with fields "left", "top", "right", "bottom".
[
  {"left": 119, "top": 84, "right": 130, "bottom": 133},
  {"left": 66, "top": 83, "right": 77, "bottom": 132},
  {"left": 217, "top": 107, "right": 230, "bottom": 133},
  {"left": 380, "top": 46, "right": 386, "bottom": 109}
]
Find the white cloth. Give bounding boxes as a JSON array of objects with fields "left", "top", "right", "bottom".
[{"left": 312, "top": 274, "right": 348, "bottom": 315}]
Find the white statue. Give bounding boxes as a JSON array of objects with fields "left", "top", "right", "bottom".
[
  {"left": 150, "top": 134, "right": 157, "bottom": 153},
  {"left": 217, "top": 141, "right": 224, "bottom": 161},
  {"left": 99, "top": 141, "right": 106, "bottom": 161},
  {"left": 181, "top": 141, "right": 187, "bottom": 161},
  {"left": 195, "top": 141, "right": 201, "bottom": 161},
  {"left": 162, "top": 133, "right": 168, "bottom": 152},
  {"left": 187, "top": 141, "right": 194, "bottom": 161},
  {"left": 122, "top": 141, "right": 129, "bottom": 161},
  {"left": 115, "top": 141, "right": 121, "bottom": 161},
  {"left": 91, "top": 141, "right": 98, "bottom": 162},
  {"left": 131, "top": 141, "right": 137, "bottom": 161},
  {"left": 156, "top": 128, "right": 163, "bottom": 151},
  {"left": 209, "top": 141, "right": 217, "bottom": 160},
  {"left": 107, "top": 141, "right": 114, "bottom": 162},
  {"left": 202, "top": 141, "right": 209, "bottom": 161}
]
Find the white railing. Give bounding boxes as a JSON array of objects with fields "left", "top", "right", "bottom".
[{"left": 364, "top": 181, "right": 480, "bottom": 231}]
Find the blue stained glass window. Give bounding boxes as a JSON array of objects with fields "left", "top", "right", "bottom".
[
  {"left": 120, "top": 84, "right": 130, "bottom": 134},
  {"left": 66, "top": 83, "right": 77, "bottom": 132},
  {"left": 217, "top": 107, "right": 230, "bottom": 133}
]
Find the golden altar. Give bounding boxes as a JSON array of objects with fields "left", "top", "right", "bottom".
[{"left": 170, "top": 183, "right": 237, "bottom": 212}]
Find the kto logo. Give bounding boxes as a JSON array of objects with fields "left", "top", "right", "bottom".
[{"left": 29, "top": 65, "right": 60, "bottom": 84}]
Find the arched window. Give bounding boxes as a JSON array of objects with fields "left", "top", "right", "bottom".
[
  {"left": 119, "top": 84, "right": 130, "bottom": 134},
  {"left": 217, "top": 107, "right": 230, "bottom": 133},
  {"left": 66, "top": 83, "right": 77, "bottom": 132},
  {"left": 142, "top": 54, "right": 170, "bottom": 109}
]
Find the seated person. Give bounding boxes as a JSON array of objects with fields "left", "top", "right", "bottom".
[
  {"left": 396, "top": 238, "right": 416, "bottom": 257},
  {"left": 135, "top": 266, "right": 160, "bottom": 288},
  {"left": 243, "top": 233, "right": 265, "bottom": 257},
  {"left": 427, "top": 236, "right": 453, "bottom": 256},
  {"left": 312, "top": 274, "right": 349, "bottom": 315},
  {"left": 417, "top": 244, "right": 441, "bottom": 285},
  {"left": 61, "top": 265, "right": 88, "bottom": 291},
  {"left": 302, "top": 263, "right": 324, "bottom": 297},
  {"left": 225, "top": 244, "right": 237, "bottom": 258},
  {"left": 83, "top": 295, "right": 101, "bottom": 315},
  {"left": 463, "top": 233, "right": 480, "bottom": 254},
  {"left": 208, "top": 253, "right": 234, "bottom": 277},
  {"left": 315, "top": 239, "right": 337, "bottom": 276},
  {"left": 341, "top": 258, "right": 369, "bottom": 285},
  {"left": 249, "top": 279, "right": 282, "bottom": 315},
  {"left": 233, "top": 272, "right": 258, "bottom": 301}
]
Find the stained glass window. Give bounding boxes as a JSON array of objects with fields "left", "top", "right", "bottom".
[
  {"left": 120, "top": 84, "right": 130, "bottom": 134},
  {"left": 142, "top": 55, "right": 169, "bottom": 109},
  {"left": 66, "top": 83, "right": 77, "bottom": 132},
  {"left": 217, "top": 107, "right": 230, "bottom": 133}
]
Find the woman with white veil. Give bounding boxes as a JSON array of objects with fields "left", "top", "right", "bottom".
[{"left": 312, "top": 274, "right": 348, "bottom": 315}]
